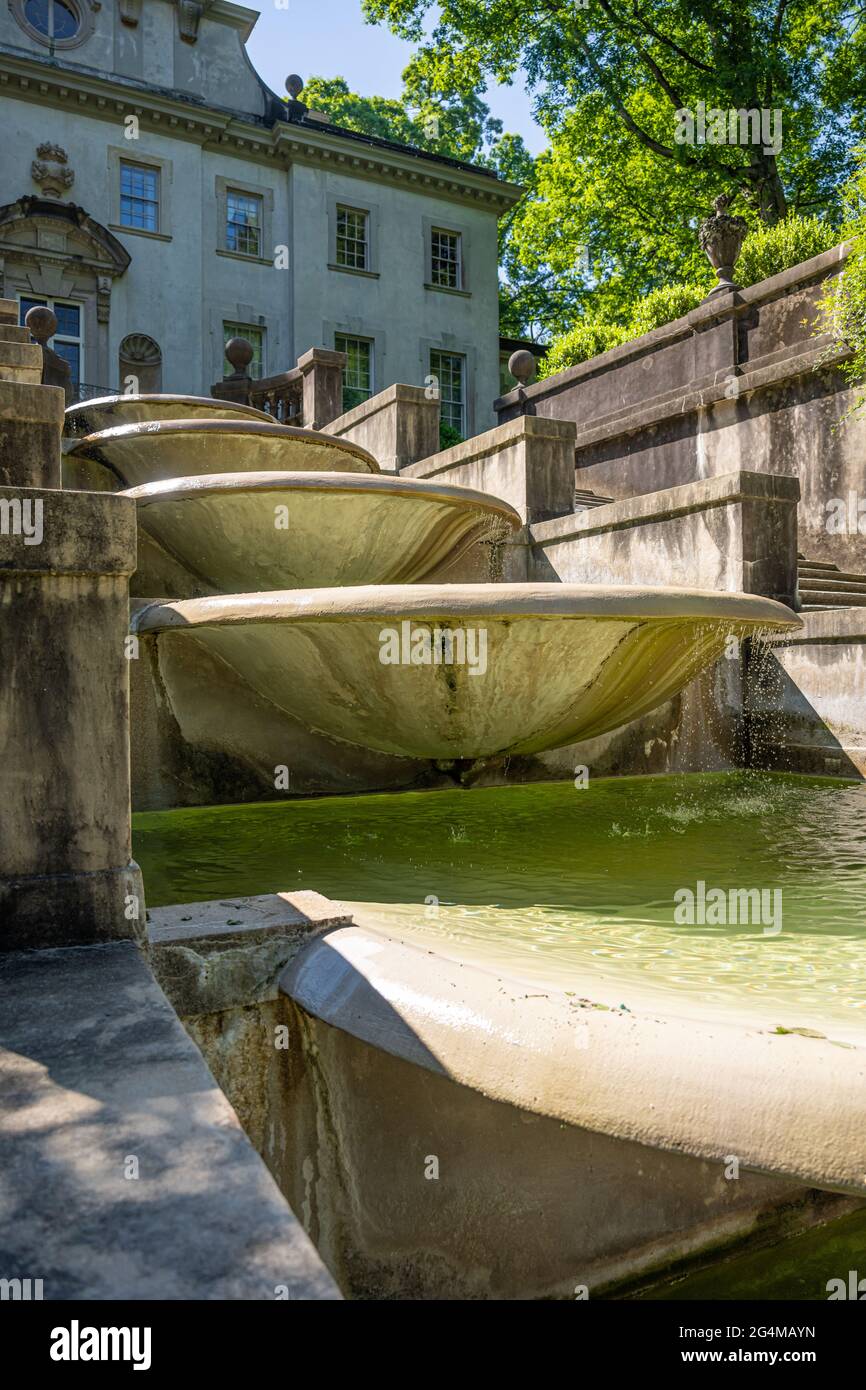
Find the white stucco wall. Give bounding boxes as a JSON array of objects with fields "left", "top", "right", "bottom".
[{"left": 0, "top": 0, "right": 513, "bottom": 429}]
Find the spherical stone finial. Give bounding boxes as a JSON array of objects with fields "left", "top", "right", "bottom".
[
  {"left": 225, "top": 336, "right": 254, "bottom": 376},
  {"left": 286, "top": 74, "right": 304, "bottom": 99},
  {"left": 25, "top": 305, "right": 58, "bottom": 345},
  {"left": 508, "top": 349, "right": 536, "bottom": 386}
]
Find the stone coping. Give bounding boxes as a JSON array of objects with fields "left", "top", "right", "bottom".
[
  {"left": 148, "top": 889, "right": 353, "bottom": 949},
  {"left": 324, "top": 383, "right": 434, "bottom": 439},
  {"left": 132, "top": 581, "right": 801, "bottom": 635},
  {"left": 530, "top": 469, "right": 801, "bottom": 548},
  {"left": 0, "top": 485, "right": 137, "bottom": 575},
  {"left": 281, "top": 922, "right": 866, "bottom": 1197},
  {"left": 0, "top": 941, "right": 340, "bottom": 1300},
  {"left": 402, "top": 413, "right": 577, "bottom": 480}
]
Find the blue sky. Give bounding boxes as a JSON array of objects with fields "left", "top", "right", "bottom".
[{"left": 243, "top": 0, "right": 547, "bottom": 154}]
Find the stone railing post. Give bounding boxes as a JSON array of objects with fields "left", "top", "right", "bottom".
[
  {"left": 297, "top": 347, "right": 346, "bottom": 430},
  {"left": 211, "top": 336, "right": 253, "bottom": 406},
  {"left": 25, "top": 305, "right": 73, "bottom": 403}
]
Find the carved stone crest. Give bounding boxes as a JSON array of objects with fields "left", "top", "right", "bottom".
[{"left": 31, "top": 145, "right": 75, "bottom": 200}]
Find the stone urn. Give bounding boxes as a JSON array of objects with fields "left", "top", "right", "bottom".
[{"left": 699, "top": 195, "right": 748, "bottom": 294}]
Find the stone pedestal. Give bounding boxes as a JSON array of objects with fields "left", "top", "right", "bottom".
[
  {"left": 0, "top": 482, "right": 143, "bottom": 949},
  {"left": 324, "top": 383, "right": 440, "bottom": 472}
]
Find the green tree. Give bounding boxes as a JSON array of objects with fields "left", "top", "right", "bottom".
[{"left": 364, "top": 0, "right": 863, "bottom": 333}]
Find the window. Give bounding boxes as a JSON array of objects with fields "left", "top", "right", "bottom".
[
  {"left": 335, "top": 334, "right": 373, "bottom": 413},
  {"left": 20, "top": 296, "right": 82, "bottom": 390},
  {"left": 13, "top": 0, "right": 91, "bottom": 47},
  {"left": 430, "top": 350, "right": 465, "bottom": 435},
  {"left": 226, "top": 191, "right": 263, "bottom": 257},
  {"left": 430, "top": 229, "right": 461, "bottom": 290},
  {"left": 223, "top": 323, "right": 264, "bottom": 379},
  {"left": 23, "top": 0, "right": 78, "bottom": 38},
  {"left": 119, "top": 162, "right": 160, "bottom": 233},
  {"left": 335, "top": 207, "right": 369, "bottom": 271}
]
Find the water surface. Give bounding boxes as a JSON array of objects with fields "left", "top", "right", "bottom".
[{"left": 134, "top": 771, "right": 866, "bottom": 1037}]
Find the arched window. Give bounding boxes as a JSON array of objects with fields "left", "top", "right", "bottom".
[{"left": 119, "top": 334, "right": 162, "bottom": 395}]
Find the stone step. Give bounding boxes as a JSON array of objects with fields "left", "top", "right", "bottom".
[
  {"left": 799, "top": 577, "right": 866, "bottom": 594},
  {"left": 0, "top": 297, "right": 18, "bottom": 325},
  {"left": 574, "top": 488, "right": 615, "bottom": 511},
  {"left": 800, "top": 568, "right": 866, "bottom": 587},
  {"left": 798, "top": 557, "right": 840, "bottom": 571},
  {"left": 799, "top": 589, "right": 866, "bottom": 607},
  {"left": 0, "top": 324, "right": 30, "bottom": 345}
]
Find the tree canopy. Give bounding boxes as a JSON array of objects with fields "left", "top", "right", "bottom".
[{"left": 359, "top": 0, "right": 865, "bottom": 335}]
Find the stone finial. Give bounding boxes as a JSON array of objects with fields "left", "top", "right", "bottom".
[
  {"left": 25, "top": 306, "right": 72, "bottom": 401},
  {"left": 508, "top": 349, "right": 536, "bottom": 386},
  {"left": 285, "top": 75, "right": 308, "bottom": 121},
  {"left": 25, "top": 305, "right": 58, "bottom": 346},
  {"left": 225, "top": 337, "right": 254, "bottom": 378},
  {"left": 699, "top": 194, "right": 748, "bottom": 295},
  {"left": 31, "top": 144, "right": 75, "bottom": 200}
]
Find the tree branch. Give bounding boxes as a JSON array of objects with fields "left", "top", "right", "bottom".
[{"left": 630, "top": 4, "right": 714, "bottom": 73}]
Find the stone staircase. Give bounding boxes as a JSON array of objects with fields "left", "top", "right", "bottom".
[
  {"left": 798, "top": 557, "right": 866, "bottom": 610},
  {"left": 574, "top": 487, "right": 614, "bottom": 512}
]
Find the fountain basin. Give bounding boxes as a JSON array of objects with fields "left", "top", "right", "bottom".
[
  {"left": 132, "top": 584, "right": 800, "bottom": 760},
  {"left": 64, "top": 393, "right": 272, "bottom": 437},
  {"left": 123, "top": 472, "right": 521, "bottom": 595},
  {"left": 67, "top": 418, "right": 378, "bottom": 488}
]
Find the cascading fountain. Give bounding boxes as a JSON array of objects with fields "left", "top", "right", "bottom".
[{"left": 65, "top": 392, "right": 799, "bottom": 764}]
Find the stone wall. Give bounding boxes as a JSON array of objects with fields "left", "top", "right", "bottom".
[{"left": 496, "top": 247, "right": 866, "bottom": 575}]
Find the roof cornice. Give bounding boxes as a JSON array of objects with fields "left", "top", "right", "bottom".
[{"left": 0, "top": 46, "right": 523, "bottom": 212}]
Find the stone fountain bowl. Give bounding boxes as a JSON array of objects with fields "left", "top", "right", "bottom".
[
  {"left": 66, "top": 418, "right": 379, "bottom": 488},
  {"left": 132, "top": 584, "right": 801, "bottom": 761},
  {"left": 63, "top": 393, "right": 272, "bottom": 437},
  {"left": 123, "top": 472, "right": 521, "bottom": 595}
]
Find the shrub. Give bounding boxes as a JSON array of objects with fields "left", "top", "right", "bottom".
[
  {"left": 819, "top": 150, "right": 866, "bottom": 412},
  {"left": 538, "top": 319, "right": 628, "bottom": 378},
  {"left": 627, "top": 282, "right": 709, "bottom": 336},
  {"left": 439, "top": 418, "right": 464, "bottom": 450},
  {"left": 735, "top": 214, "right": 839, "bottom": 288}
]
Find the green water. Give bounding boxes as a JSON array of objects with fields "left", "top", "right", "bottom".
[{"left": 135, "top": 771, "right": 866, "bottom": 1036}]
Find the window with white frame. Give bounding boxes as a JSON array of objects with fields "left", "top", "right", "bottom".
[
  {"left": 335, "top": 334, "right": 373, "bottom": 413},
  {"left": 335, "top": 207, "right": 369, "bottom": 271},
  {"left": 223, "top": 323, "right": 264, "bottom": 378},
  {"left": 119, "top": 162, "right": 160, "bottom": 233},
  {"left": 226, "top": 190, "right": 263, "bottom": 257},
  {"left": 430, "top": 228, "right": 462, "bottom": 289},
  {"left": 20, "top": 296, "right": 82, "bottom": 390},
  {"left": 429, "top": 349, "right": 465, "bottom": 436}
]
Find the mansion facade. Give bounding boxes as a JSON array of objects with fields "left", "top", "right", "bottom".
[{"left": 0, "top": 0, "right": 520, "bottom": 435}]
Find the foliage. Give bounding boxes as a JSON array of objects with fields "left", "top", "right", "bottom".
[
  {"left": 363, "top": 0, "right": 863, "bottom": 335},
  {"left": 538, "top": 320, "right": 628, "bottom": 378},
  {"left": 540, "top": 212, "right": 843, "bottom": 377},
  {"left": 439, "top": 418, "right": 464, "bottom": 450},
  {"left": 820, "top": 148, "right": 866, "bottom": 410},
  {"left": 735, "top": 214, "right": 840, "bottom": 287}
]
